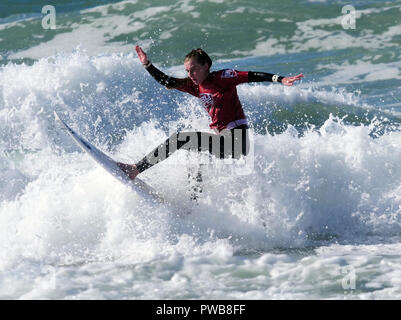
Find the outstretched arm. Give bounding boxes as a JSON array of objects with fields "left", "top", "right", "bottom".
[
  {"left": 248, "top": 71, "right": 304, "bottom": 86},
  {"left": 135, "top": 45, "right": 183, "bottom": 89},
  {"left": 281, "top": 74, "right": 304, "bottom": 86}
]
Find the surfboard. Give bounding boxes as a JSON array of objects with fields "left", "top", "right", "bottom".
[{"left": 54, "top": 111, "right": 164, "bottom": 203}]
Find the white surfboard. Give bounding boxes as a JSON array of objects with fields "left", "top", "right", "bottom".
[{"left": 54, "top": 111, "right": 164, "bottom": 203}]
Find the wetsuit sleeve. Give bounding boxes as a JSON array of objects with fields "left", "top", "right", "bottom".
[
  {"left": 144, "top": 63, "right": 198, "bottom": 96},
  {"left": 145, "top": 63, "right": 181, "bottom": 89},
  {"left": 248, "top": 71, "right": 284, "bottom": 83}
]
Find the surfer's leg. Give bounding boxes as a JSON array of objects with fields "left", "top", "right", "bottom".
[
  {"left": 134, "top": 131, "right": 209, "bottom": 173},
  {"left": 202, "top": 126, "right": 249, "bottom": 160},
  {"left": 118, "top": 128, "right": 249, "bottom": 179},
  {"left": 118, "top": 132, "right": 203, "bottom": 179}
]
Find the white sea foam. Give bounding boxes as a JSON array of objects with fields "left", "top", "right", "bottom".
[
  {"left": 316, "top": 60, "right": 401, "bottom": 85},
  {"left": 2, "top": 49, "right": 401, "bottom": 299},
  {"left": 240, "top": 4, "right": 401, "bottom": 58},
  {"left": 9, "top": 3, "right": 173, "bottom": 60}
]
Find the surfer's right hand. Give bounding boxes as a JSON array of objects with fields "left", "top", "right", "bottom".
[{"left": 135, "top": 45, "right": 149, "bottom": 65}]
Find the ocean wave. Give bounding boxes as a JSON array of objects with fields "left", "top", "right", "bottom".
[{"left": 0, "top": 51, "right": 401, "bottom": 265}]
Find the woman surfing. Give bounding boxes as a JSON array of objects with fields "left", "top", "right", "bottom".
[{"left": 118, "top": 46, "right": 304, "bottom": 180}]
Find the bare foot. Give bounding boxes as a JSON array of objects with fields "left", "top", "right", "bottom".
[{"left": 117, "top": 162, "right": 140, "bottom": 180}]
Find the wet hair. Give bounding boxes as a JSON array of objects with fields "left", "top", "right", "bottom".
[{"left": 184, "top": 48, "right": 212, "bottom": 69}]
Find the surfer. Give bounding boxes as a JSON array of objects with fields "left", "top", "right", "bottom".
[{"left": 118, "top": 46, "right": 303, "bottom": 180}]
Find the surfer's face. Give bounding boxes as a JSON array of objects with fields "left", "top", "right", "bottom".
[{"left": 184, "top": 58, "right": 210, "bottom": 85}]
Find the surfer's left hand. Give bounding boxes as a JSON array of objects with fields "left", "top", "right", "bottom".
[{"left": 282, "top": 73, "right": 304, "bottom": 86}]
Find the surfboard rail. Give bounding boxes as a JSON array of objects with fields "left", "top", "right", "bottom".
[{"left": 54, "top": 111, "right": 164, "bottom": 203}]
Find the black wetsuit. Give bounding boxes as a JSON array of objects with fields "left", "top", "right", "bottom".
[{"left": 135, "top": 63, "right": 284, "bottom": 173}]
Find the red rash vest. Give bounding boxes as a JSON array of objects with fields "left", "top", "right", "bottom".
[
  {"left": 144, "top": 62, "right": 283, "bottom": 131},
  {"left": 174, "top": 69, "right": 249, "bottom": 132}
]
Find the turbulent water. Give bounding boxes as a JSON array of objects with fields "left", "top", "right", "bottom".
[{"left": 1, "top": 0, "right": 401, "bottom": 300}]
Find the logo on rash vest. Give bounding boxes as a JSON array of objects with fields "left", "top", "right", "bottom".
[
  {"left": 199, "top": 93, "right": 214, "bottom": 110},
  {"left": 221, "top": 69, "right": 237, "bottom": 78}
]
